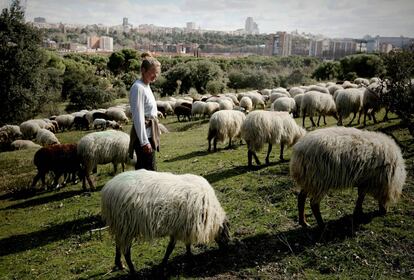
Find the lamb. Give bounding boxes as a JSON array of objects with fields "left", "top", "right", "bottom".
[
  {"left": 106, "top": 108, "right": 129, "bottom": 124},
  {"left": 241, "top": 111, "right": 306, "bottom": 167},
  {"left": 300, "top": 91, "right": 337, "bottom": 127},
  {"left": 207, "top": 110, "right": 246, "bottom": 152},
  {"left": 11, "top": 140, "right": 41, "bottom": 150},
  {"left": 101, "top": 169, "right": 230, "bottom": 273},
  {"left": 271, "top": 97, "right": 296, "bottom": 114},
  {"left": 334, "top": 88, "right": 364, "bottom": 126},
  {"left": 77, "top": 130, "right": 131, "bottom": 190},
  {"left": 174, "top": 105, "right": 192, "bottom": 122},
  {"left": 36, "top": 128, "right": 60, "bottom": 146},
  {"left": 290, "top": 126, "right": 406, "bottom": 228},
  {"left": 32, "top": 143, "right": 83, "bottom": 190},
  {"left": 55, "top": 114, "right": 75, "bottom": 132},
  {"left": 239, "top": 96, "right": 253, "bottom": 113}
]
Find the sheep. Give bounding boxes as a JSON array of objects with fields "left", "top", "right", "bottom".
[
  {"left": 156, "top": 101, "right": 174, "bottom": 118},
  {"left": 260, "top": 89, "right": 272, "bottom": 96},
  {"left": 289, "top": 87, "right": 305, "bottom": 98},
  {"left": 272, "top": 87, "right": 289, "bottom": 95},
  {"left": 327, "top": 84, "right": 343, "bottom": 96},
  {"left": 334, "top": 88, "right": 364, "bottom": 126},
  {"left": 93, "top": 118, "right": 108, "bottom": 130},
  {"left": 106, "top": 108, "right": 129, "bottom": 124},
  {"left": 305, "top": 85, "right": 330, "bottom": 94},
  {"left": 204, "top": 102, "right": 220, "bottom": 117},
  {"left": 290, "top": 126, "right": 406, "bottom": 228},
  {"left": 36, "top": 128, "right": 60, "bottom": 146},
  {"left": 269, "top": 92, "right": 289, "bottom": 104},
  {"left": 55, "top": 114, "right": 75, "bottom": 132},
  {"left": 207, "top": 110, "right": 246, "bottom": 152},
  {"left": 1, "top": 125, "right": 22, "bottom": 139},
  {"left": 370, "top": 77, "right": 381, "bottom": 84},
  {"left": 191, "top": 101, "right": 206, "bottom": 120},
  {"left": 241, "top": 111, "right": 306, "bottom": 167},
  {"left": 239, "top": 96, "right": 253, "bottom": 113},
  {"left": 20, "top": 120, "right": 41, "bottom": 139},
  {"left": 271, "top": 97, "right": 296, "bottom": 114},
  {"left": 174, "top": 105, "right": 192, "bottom": 122},
  {"left": 225, "top": 94, "right": 240, "bottom": 105},
  {"left": 354, "top": 78, "right": 370, "bottom": 86},
  {"left": 77, "top": 130, "right": 131, "bottom": 190},
  {"left": 11, "top": 140, "right": 41, "bottom": 150},
  {"left": 293, "top": 94, "right": 305, "bottom": 118},
  {"left": 300, "top": 91, "right": 337, "bottom": 127},
  {"left": 92, "top": 111, "right": 110, "bottom": 121},
  {"left": 73, "top": 116, "right": 90, "bottom": 130},
  {"left": 361, "top": 83, "right": 387, "bottom": 126},
  {"left": 101, "top": 169, "right": 230, "bottom": 273},
  {"left": 32, "top": 143, "right": 83, "bottom": 190},
  {"left": 106, "top": 120, "right": 122, "bottom": 130},
  {"left": 342, "top": 81, "right": 359, "bottom": 89},
  {"left": 218, "top": 99, "right": 234, "bottom": 111}
]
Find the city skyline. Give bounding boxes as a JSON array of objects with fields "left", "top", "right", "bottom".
[{"left": 1, "top": 0, "right": 414, "bottom": 38}]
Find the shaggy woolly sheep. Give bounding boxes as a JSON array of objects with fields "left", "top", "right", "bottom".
[
  {"left": 361, "top": 83, "right": 388, "bottom": 126},
  {"left": 290, "top": 127, "right": 406, "bottom": 228},
  {"left": 225, "top": 94, "right": 240, "bottom": 106},
  {"left": 327, "top": 84, "right": 343, "bottom": 96},
  {"left": 300, "top": 91, "right": 337, "bottom": 127},
  {"left": 239, "top": 96, "right": 253, "bottom": 113},
  {"left": 354, "top": 78, "right": 370, "bottom": 86},
  {"left": 289, "top": 87, "right": 305, "bottom": 98},
  {"left": 93, "top": 118, "right": 108, "bottom": 130},
  {"left": 106, "top": 108, "right": 129, "bottom": 124},
  {"left": 241, "top": 111, "right": 306, "bottom": 166},
  {"left": 77, "top": 130, "right": 131, "bottom": 190},
  {"left": 334, "top": 88, "right": 364, "bottom": 126},
  {"left": 269, "top": 92, "right": 289, "bottom": 104},
  {"left": 306, "top": 85, "right": 330, "bottom": 94},
  {"left": 36, "top": 128, "right": 60, "bottom": 146},
  {"left": 293, "top": 94, "right": 305, "bottom": 118},
  {"left": 207, "top": 110, "right": 246, "bottom": 152},
  {"left": 101, "top": 169, "right": 230, "bottom": 273},
  {"left": 20, "top": 120, "right": 41, "bottom": 139},
  {"left": 218, "top": 99, "right": 234, "bottom": 111},
  {"left": 204, "top": 102, "right": 220, "bottom": 117},
  {"left": 156, "top": 101, "right": 174, "bottom": 117},
  {"left": 55, "top": 114, "right": 75, "bottom": 132},
  {"left": 191, "top": 101, "right": 207, "bottom": 119},
  {"left": 11, "top": 140, "right": 41, "bottom": 150},
  {"left": 342, "top": 81, "right": 359, "bottom": 89},
  {"left": 271, "top": 97, "right": 296, "bottom": 114}
]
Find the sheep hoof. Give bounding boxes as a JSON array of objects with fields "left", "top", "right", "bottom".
[{"left": 299, "top": 221, "right": 311, "bottom": 228}]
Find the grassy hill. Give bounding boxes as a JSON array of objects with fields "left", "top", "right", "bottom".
[{"left": 0, "top": 112, "right": 413, "bottom": 279}]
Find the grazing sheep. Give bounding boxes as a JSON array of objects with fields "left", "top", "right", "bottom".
[
  {"left": 204, "top": 102, "right": 220, "bottom": 117},
  {"left": 225, "top": 94, "right": 240, "bottom": 105},
  {"left": 174, "top": 105, "right": 192, "bottom": 122},
  {"left": 1, "top": 125, "right": 22, "bottom": 139},
  {"left": 327, "top": 84, "right": 343, "bottom": 96},
  {"left": 241, "top": 111, "right": 306, "bottom": 166},
  {"left": 55, "top": 114, "right": 75, "bottom": 132},
  {"left": 20, "top": 120, "right": 41, "bottom": 139},
  {"left": 36, "top": 128, "right": 60, "bottom": 146},
  {"left": 106, "top": 108, "right": 129, "bottom": 124},
  {"left": 106, "top": 120, "right": 122, "bottom": 130},
  {"left": 354, "top": 78, "right": 370, "bottom": 86},
  {"left": 101, "top": 169, "right": 230, "bottom": 273},
  {"left": 361, "top": 83, "right": 388, "bottom": 126},
  {"left": 239, "top": 96, "right": 253, "bottom": 113},
  {"left": 269, "top": 92, "right": 289, "bottom": 104},
  {"left": 342, "top": 81, "right": 359, "bottom": 89},
  {"left": 207, "top": 110, "right": 246, "bottom": 152},
  {"left": 93, "top": 118, "right": 108, "bottom": 130},
  {"left": 32, "top": 143, "right": 83, "bottom": 190},
  {"left": 290, "top": 127, "right": 406, "bottom": 228},
  {"left": 77, "top": 130, "right": 130, "bottom": 190},
  {"left": 289, "top": 87, "right": 305, "bottom": 98},
  {"left": 191, "top": 101, "right": 207, "bottom": 119},
  {"left": 156, "top": 101, "right": 174, "bottom": 117},
  {"left": 334, "top": 88, "right": 364, "bottom": 126},
  {"left": 300, "top": 91, "right": 337, "bottom": 127},
  {"left": 218, "top": 99, "right": 234, "bottom": 111},
  {"left": 293, "top": 94, "right": 305, "bottom": 118},
  {"left": 306, "top": 85, "right": 329, "bottom": 94},
  {"left": 271, "top": 97, "right": 296, "bottom": 114},
  {"left": 73, "top": 116, "right": 90, "bottom": 130},
  {"left": 92, "top": 111, "right": 110, "bottom": 121},
  {"left": 11, "top": 140, "right": 41, "bottom": 150}
]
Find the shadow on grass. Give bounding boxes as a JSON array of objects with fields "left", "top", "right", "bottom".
[
  {"left": 175, "top": 120, "right": 209, "bottom": 132},
  {"left": 0, "top": 214, "right": 103, "bottom": 257},
  {"left": 103, "top": 211, "right": 380, "bottom": 280},
  {"left": 164, "top": 150, "right": 210, "bottom": 163}
]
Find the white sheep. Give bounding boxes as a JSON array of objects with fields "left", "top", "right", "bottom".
[
  {"left": 35, "top": 128, "right": 60, "bottom": 146},
  {"left": 0, "top": 125, "right": 22, "bottom": 140},
  {"left": 20, "top": 120, "right": 41, "bottom": 139},
  {"left": 241, "top": 111, "right": 306, "bottom": 166},
  {"left": 361, "top": 83, "right": 388, "bottom": 126},
  {"left": 290, "top": 126, "right": 406, "bottom": 228},
  {"left": 191, "top": 101, "right": 207, "bottom": 119},
  {"left": 225, "top": 94, "right": 240, "bottom": 106},
  {"left": 207, "top": 110, "right": 246, "bottom": 152},
  {"left": 305, "top": 85, "right": 330, "bottom": 94},
  {"left": 218, "top": 99, "right": 234, "bottom": 111},
  {"left": 101, "top": 169, "right": 230, "bottom": 273},
  {"left": 271, "top": 97, "right": 296, "bottom": 114},
  {"left": 156, "top": 100, "right": 174, "bottom": 117},
  {"left": 11, "top": 140, "right": 41, "bottom": 150},
  {"left": 93, "top": 118, "right": 108, "bottom": 130},
  {"left": 77, "top": 130, "right": 130, "bottom": 190},
  {"left": 354, "top": 78, "right": 370, "bottom": 86},
  {"left": 55, "top": 114, "right": 75, "bottom": 132},
  {"left": 327, "top": 84, "right": 343, "bottom": 96},
  {"left": 204, "top": 102, "right": 220, "bottom": 117},
  {"left": 269, "top": 92, "right": 289, "bottom": 104},
  {"left": 239, "top": 96, "right": 253, "bottom": 113},
  {"left": 106, "top": 108, "right": 129, "bottom": 124},
  {"left": 300, "top": 91, "right": 337, "bottom": 127},
  {"left": 288, "top": 87, "right": 305, "bottom": 98},
  {"left": 334, "top": 88, "right": 364, "bottom": 126},
  {"left": 342, "top": 81, "right": 359, "bottom": 89},
  {"left": 293, "top": 94, "right": 305, "bottom": 118}
]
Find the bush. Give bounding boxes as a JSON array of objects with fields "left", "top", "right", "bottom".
[
  {"left": 339, "top": 54, "right": 385, "bottom": 79},
  {"left": 311, "top": 61, "right": 342, "bottom": 81},
  {"left": 206, "top": 80, "right": 225, "bottom": 94}
]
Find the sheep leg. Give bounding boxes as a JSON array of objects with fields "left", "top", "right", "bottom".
[
  {"left": 114, "top": 245, "right": 124, "bottom": 270},
  {"left": 348, "top": 112, "right": 357, "bottom": 126},
  {"left": 323, "top": 115, "right": 327, "bottom": 125},
  {"left": 309, "top": 116, "right": 316, "bottom": 127},
  {"left": 382, "top": 108, "right": 389, "bottom": 122},
  {"left": 353, "top": 188, "right": 366, "bottom": 222},
  {"left": 357, "top": 110, "right": 362, "bottom": 124},
  {"left": 363, "top": 109, "right": 368, "bottom": 126},
  {"left": 265, "top": 144, "right": 273, "bottom": 165},
  {"left": 162, "top": 236, "right": 176, "bottom": 266},
  {"left": 121, "top": 163, "right": 125, "bottom": 172},
  {"left": 227, "top": 137, "right": 232, "bottom": 149},
  {"left": 186, "top": 244, "right": 192, "bottom": 257},
  {"left": 213, "top": 138, "right": 217, "bottom": 152},
  {"left": 337, "top": 115, "right": 343, "bottom": 126},
  {"left": 298, "top": 190, "right": 310, "bottom": 227},
  {"left": 207, "top": 138, "right": 212, "bottom": 152},
  {"left": 372, "top": 112, "right": 377, "bottom": 124},
  {"left": 378, "top": 202, "right": 387, "bottom": 216},
  {"left": 124, "top": 245, "right": 136, "bottom": 274},
  {"left": 302, "top": 113, "right": 306, "bottom": 128},
  {"left": 279, "top": 143, "right": 285, "bottom": 161},
  {"left": 317, "top": 115, "right": 321, "bottom": 126},
  {"left": 310, "top": 199, "right": 324, "bottom": 228},
  {"left": 112, "top": 163, "right": 117, "bottom": 175}
]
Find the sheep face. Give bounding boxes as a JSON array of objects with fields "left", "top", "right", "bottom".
[{"left": 215, "top": 217, "right": 230, "bottom": 249}]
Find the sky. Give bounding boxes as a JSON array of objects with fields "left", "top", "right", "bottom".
[{"left": 2, "top": 0, "right": 414, "bottom": 38}]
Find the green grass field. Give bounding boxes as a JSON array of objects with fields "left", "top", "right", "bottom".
[{"left": 0, "top": 111, "right": 413, "bottom": 279}]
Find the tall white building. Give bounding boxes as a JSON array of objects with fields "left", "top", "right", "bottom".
[
  {"left": 245, "top": 17, "right": 259, "bottom": 34},
  {"left": 186, "top": 22, "right": 196, "bottom": 30},
  {"left": 99, "top": 36, "right": 113, "bottom": 51}
]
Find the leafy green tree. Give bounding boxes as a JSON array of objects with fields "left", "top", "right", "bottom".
[
  {"left": 311, "top": 61, "right": 342, "bottom": 81},
  {"left": 339, "top": 54, "right": 385, "bottom": 79},
  {"left": 0, "top": 0, "right": 50, "bottom": 125}
]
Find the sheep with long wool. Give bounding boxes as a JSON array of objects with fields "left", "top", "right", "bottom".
[
  {"left": 207, "top": 110, "right": 246, "bottom": 152},
  {"left": 334, "top": 88, "right": 364, "bottom": 126},
  {"left": 101, "top": 169, "right": 230, "bottom": 273},
  {"left": 271, "top": 97, "right": 296, "bottom": 114},
  {"left": 106, "top": 108, "right": 129, "bottom": 124},
  {"left": 11, "top": 140, "right": 41, "bottom": 150},
  {"left": 239, "top": 96, "right": 253, "bottom": 113},
  {"left": 290, "top": 126, "right": 406, "bottom": 228},
  {"left": 20, "top": 120, "right": 41, "bottom": 139},
  {"left": 300, "top": 91, "right": 337, "bottom": 127},
  {"left": 241, "top": 111, "right": 306, "bottom": 167},
  {"left": 36, "top": 128, "right": 60, "bottom": 146},
  {"left": 77, "top": 130, "right": 131, "bottom": 190}
]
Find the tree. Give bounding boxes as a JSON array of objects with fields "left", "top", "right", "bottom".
[
  {"left": 339, "top": 54, "right": 385, "bottom": 79},
  {"left": 311, "top": 61, "right": 342, "bottom": 81},
  {"left": 0, "top": 0, "right": 49, "bottom": 125}
]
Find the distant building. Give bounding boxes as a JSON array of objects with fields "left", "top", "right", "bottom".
[
  {"left": 186, "top": 22, "right": 196, "bottom": 31},
  {"left": 99, "top": 36, "right": 113, "bottom": 51},
  {"left": 123, "top": 17, "right": 128, "bottom": 26},
  {"left": 266, "top": 32, "right": 291, "bottom": 56},
  {"left": 34, "top": 17, "right": 46, "bottom": 23},
  {"left": 245, "top": 17, "right": 259, "bottom": 35},
  {"left": 87, "top": 36, "right": 100, "bottom": 49}
]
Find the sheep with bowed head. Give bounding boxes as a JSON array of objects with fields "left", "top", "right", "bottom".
[{"left": 101, "top": 169, "right": 230, "bottom": 274}]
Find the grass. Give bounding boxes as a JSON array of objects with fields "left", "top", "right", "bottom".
[{"left": 0, "top": 110, "right": 413, "bottom": 279}]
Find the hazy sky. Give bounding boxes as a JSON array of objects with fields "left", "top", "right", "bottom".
[{"left": 2, "top": 0, "right": 414, "bottom": 38}]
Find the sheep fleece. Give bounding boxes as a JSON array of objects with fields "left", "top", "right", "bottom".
[{"left": 101, "top": 170, "right": 227, "bottom": 253}]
